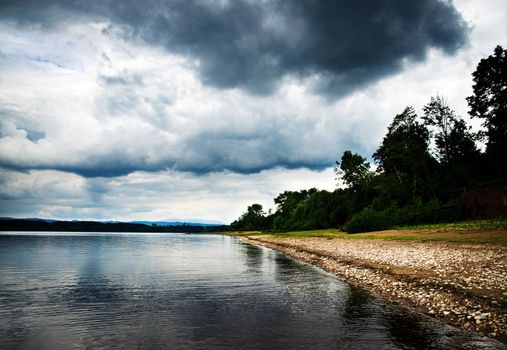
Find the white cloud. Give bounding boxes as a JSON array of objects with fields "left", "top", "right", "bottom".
[
  {"left": 0, "top": 0, "right": 505, "bottom": 221},
  {"left": 0, "top": 24, "right": 366, "bottom": 176},
  {"left": 0, "top": 167, "right": 335, "bottom": 223}
]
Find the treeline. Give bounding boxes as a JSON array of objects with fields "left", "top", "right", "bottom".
[
  {"left": 0, "top": 219, "right": 228, "bottom": 233},
  {"left": 231, "top": 45, "right": 506, "bottom": 233}
]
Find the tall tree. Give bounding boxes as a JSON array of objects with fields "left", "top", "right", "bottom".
[
  {"left": 423, "top": 96, "right": 478, "bottom": 163},
  {"left": 373, "top": 107, "right": 436, "bottom": 202},
  {"left": 423, "top": 96, "right": 481, "bottom": 191},
  {"left": 334, "top": 150, "right": 372, "bottom": 189},
  {"left": 334, "top": 150, "right": 376, "bottom": 212},
  {"left": 231, "top": 203, "right": 266, "bottom": 230},
  {"left": 272, "top": 189, "right": 317, "bottom": 229},
  {"left": 466, "top": 45, "right": 507, "bottom": 177},
  {"left": 422, "top": 96, "right": 457, "bottom": 163}
]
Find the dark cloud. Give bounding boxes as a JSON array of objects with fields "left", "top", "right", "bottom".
[
  {"left": 0, "top": 141, "right": 331, "bottom": 178},
  {"left": 1, "top": 0, "right": 469, "bottom": 97},
  {"left": 0, "top": 163, "right": 135, "bottom": 179},
  {"left": 0, "top": 0, "right": 471, "bottom": 178},
  {"left": 176, "top": 130, "right": 332, "bottom": 175}
]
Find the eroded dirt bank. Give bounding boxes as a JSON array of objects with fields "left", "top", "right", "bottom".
[{"left": 242, "top": 235, "right": 507, "bottom": 345}]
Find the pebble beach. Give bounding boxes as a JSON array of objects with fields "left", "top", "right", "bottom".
[{"left": 243, "top": 234, "right": 507, "bottom": 345}]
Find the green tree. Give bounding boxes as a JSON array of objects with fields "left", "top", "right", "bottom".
[
  {"left": 423, "top": 96, "right": 460, "bottom": 163},
  {"left": 466, "top": 45, "right": 507, "bottom": 177},
  {"left": 247, "top": 204, "right": 264, "bottom": 217},
  {"left": 272, "top": 189, "right": 316, "bottom": 230},
  {"left": 334, "top": 150, "right": 372, "bottom": 189},
  {"left": 373, "top": 106, "right": 437, "bottom": 203},
  {"left": 422, "top": 96, "right": 480, "bottom": 189},
  {"left": 231, "top": 203, "right": 266, "bottom": 230},
  {"left": 334, "top": 150, "right": 377, "bottom": 213}
]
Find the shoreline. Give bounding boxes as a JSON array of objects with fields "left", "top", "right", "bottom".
[{"left": 241, "top": 234, "right": 507, "bottom": 345}]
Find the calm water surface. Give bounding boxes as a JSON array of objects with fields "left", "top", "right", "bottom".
[{"left": 0, "top": 232, "right": 503, "bottom": 349}]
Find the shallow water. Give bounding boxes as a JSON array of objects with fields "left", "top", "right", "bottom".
[{"left": 0, "top": 232, "right": 503, "bottom": 349}]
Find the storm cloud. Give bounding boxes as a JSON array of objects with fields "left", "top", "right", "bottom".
[
  {"left": 0, "top": 0, "right": 505, "bottom": 222},
  {"left": 2, "top": 0, "right": 469, "bottom": 96},
  {"left": 0, "top": 0, "right": 471, "bottom": 177}
]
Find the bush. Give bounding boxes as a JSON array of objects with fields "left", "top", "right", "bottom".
[
  {"left": 344, "top": 198, "right": 464, "bottom": 233},
  {"left": 344, "top": 206, "right": 397, "bottom": 233},
  {"left": 395, "top": 198, "right": 463, "bottom": 226}
]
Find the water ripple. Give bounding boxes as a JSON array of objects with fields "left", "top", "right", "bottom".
[{"left": 0, "top": 232, "right": 504, "bottom": 350}]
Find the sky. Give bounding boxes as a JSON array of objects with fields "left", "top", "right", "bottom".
[{"left": 0, "top": 0, "right": 506, "bottom": 224}]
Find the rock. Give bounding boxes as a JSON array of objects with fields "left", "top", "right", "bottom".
[{"left": 246, "top": 236, "right": 507, "bottom": 343}]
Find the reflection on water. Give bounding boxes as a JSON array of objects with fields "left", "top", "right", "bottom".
[
  {"left": 241, "top": 242, "right": 264, "bottom": 273},
  {"left": 0, "top": 232, "right": 504, "bottom": 350}
]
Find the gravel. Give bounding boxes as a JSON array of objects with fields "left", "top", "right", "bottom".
[{"left": 243, "top": 235, "right": 507, "bottom": 345}]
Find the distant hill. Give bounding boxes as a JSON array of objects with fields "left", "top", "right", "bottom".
[
  {"left": 130, "top": 220, "right": 223, "bottom": 227},
  {"left": 0, "top": 217, "right": 222, "bottom": 226},
  {"left": 0, "top": 217, "right": 228, "bottom": 233},
  {"left": 0, "top": 217, "right": 56, "bottom": 223}
]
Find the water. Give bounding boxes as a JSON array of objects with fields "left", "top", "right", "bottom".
[{"left": 0, "top": 232, "right": 504, "bottom": 350}]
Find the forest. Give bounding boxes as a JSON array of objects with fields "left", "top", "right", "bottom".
[
  {"left": 231, "top": 45, "right": 506, "bottom": 233},
  {"left": 0, "top": 218, "right": 227, "bottom": 233}
]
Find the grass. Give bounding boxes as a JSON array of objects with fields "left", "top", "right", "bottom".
[
  {"left": 226, "top": 218, "right": 507, "bottom": 245},
  {"left": 394, "top": 218, "right": 507, "bottom": 231}
]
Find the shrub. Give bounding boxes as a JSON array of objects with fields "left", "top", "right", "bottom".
[
  {"left": 344, "top": 198, "right": 464, "bottom": 233},
  {"left": 344, "top": 206, "right": 397, "bottom": 233}
]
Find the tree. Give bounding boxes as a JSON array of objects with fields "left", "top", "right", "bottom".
[
  {"left": 466, "top": 45, "right": 507, "bottom": 177},
  {"left": 272, "top": 189, "right": 316, "bottom": 230},
  {"left": 247, "top": 204, "right": 264, "bottom": 216},
  {"left": 334, "top": 150, "right": 372, "bottom": 189},
  {"left": 423, "top": 96, "right": 457, "bottom": 163},
  {"left": 423, "top": 96, "right": 481, "bottom": 192},
  {"left": 373, "top": 106, "right": 437, "bottom": 202},
  {"left": 291, "top": 190, "right": 334, "bottom": 229},
  {"left": 230, "top": 203, "right": 266, "bottom": 230},
  {"left": 334, "top": 150, "right": 376, "bottom": 213},
  {"left": 423, "top": 96, "right": 478, "bottom": 163}
]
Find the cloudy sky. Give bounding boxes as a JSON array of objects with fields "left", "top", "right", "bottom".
[{"left": 0, "top": 0, "right": 505, "bottom": 223}]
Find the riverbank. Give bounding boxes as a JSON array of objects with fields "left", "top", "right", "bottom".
[{"left": 240, "top": 230, "right": 507, "bottom": 345}]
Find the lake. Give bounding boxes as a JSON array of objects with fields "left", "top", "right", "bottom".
[{"left": 0, "top": 232, "right": 502, "bottom": 349}]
